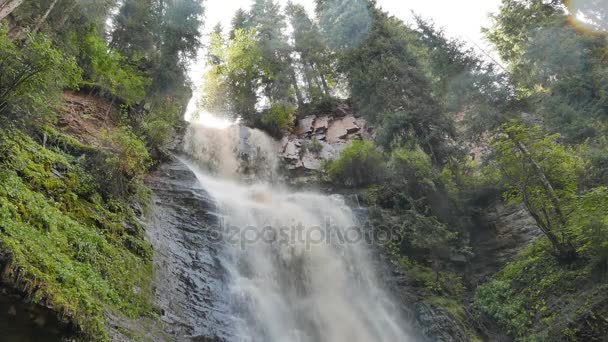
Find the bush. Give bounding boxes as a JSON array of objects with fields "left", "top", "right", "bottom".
[
  {"left": 308, "top": 138, "right": 323, "bottom": 154},
  {"left": 140, "top": 101, "right": 184, "bottom": 160},
  {"left": 327, "top": 140, "right": 384, "bottom": 186},
  {"left": 94, "top": 127, "right": 150, "bottom": 197},
  {"left": 259, "top": 103, "right": 296, "bottom": 138},
  {"left": 570, "top": 187, "right": 608, "bottom": 267},
  {"left": 388, "top": 145, "right": 435, "bottom": 184},
  {"left": 0, "top": 25, "right": 81, "bottom": 124}
]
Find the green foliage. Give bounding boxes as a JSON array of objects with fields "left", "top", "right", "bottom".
[
  {"left": 0, "top": 26, "right": 80, "bottom": 124},
  {"left": 492, "top": 122, "right": 588, "bottom": 258},
  {"left": 473, "top": 237, "right": 608, "bottom": 340},
  {"left": 316, "top": 0, "right": 373, "bottom": 51},
  {"left": 569, "top": 187, "right": 608, "bottom": 267},
  {"left": 14, "top": 0, "right": 116, "bottom": 32},
  {"left": 485, "top": 0, "right": 608, "bottom": 142},
  {"left": 308, "top": 138, "right": 323, "bottom": 154},
  {"left": 286, "top": 1, "right": 335, "bottom": 103},
  {"left": 0, "top": 130, "right": 155, "bottom": 341},
  {"left": 248, "top": 0, "right": 298, "bottom": 104},
  {"left": 80, "top": 28, "right": 148, "bottom": 105},
  {"left": 140, "top": 102, "right": 183, "bottom": 160},
  {"left": 110, "top": 0, "right": 159, "bottom": 60},
  {"left": 327, "top": 140, "right": 384, "bottom": 187},
  {"left": 389, "top": 146, "right": 435, "bottom": 184},
  {"left": 200, "top": 28, "right": 262, "bottom": 120},
  {"left": 400, "top": 258, "right": 464, "bottom": 298},
  {"left": 97, "top": 127, "right": 151, "bottom": 197},
  {"left": 259, "top": 103, "right": 296, "bottom": 138},
  {"left": 494, "top": 123, "right": 585, "bottom": 204}
]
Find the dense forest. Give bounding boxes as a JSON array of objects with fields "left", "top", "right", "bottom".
[{"left": 0, "top": 0, "right": 607, "bottom": 340}]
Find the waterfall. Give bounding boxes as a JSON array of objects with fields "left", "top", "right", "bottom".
[{"left": 181, "top": 122, "right": 416, "bottom": 342}]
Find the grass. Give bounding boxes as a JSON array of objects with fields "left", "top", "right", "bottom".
[{"left": 0, "top": 129, "right": 156, "bottom": 340}]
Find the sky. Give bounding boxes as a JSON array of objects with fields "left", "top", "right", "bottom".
[{"left": 186, "top": 0, "right": 503, "bottom": 121}]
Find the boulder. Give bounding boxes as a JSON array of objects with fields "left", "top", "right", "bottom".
[
  {"left": 327, "top": 116, "right": 359, "bottom": 143},
  {"left": 302, "top": 153, "right": 322, "bottom": 170},
  {"left": 296, "top": 116, "right": 315, "bottom": 136},
  {"left": 343, "top": 116, "right": 359, "bottom": 134},
  {"left": 282, "top": 141, "right": 300, "bottom": 161},
  {"left": 313, "top": 116, "right": 329, "bottom": 132}
]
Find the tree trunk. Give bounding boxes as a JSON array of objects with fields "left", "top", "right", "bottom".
[
  {"left": 308, "top": 61, "right": 326, "bottom": 96},
  {"left": 319, "top": 71, "right": 330, "bottom": 96},
  {"left": 33, "top": 0, "right": 59, "bottom": 33},
  {"left": 511, "top": 137, "right": 568, "bottom": 227},
  {"left": 0, "top": 0, "right": 24, "bottom": 21},
  {"left": 288, "top": 64, "right": 304, "bottom": 106},
  {"left": 509, "top": 132, "right": 577, "bottom": 261}
]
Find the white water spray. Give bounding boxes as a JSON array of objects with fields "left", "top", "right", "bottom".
[{"left": 182, "top": 122, "right": 416, "bottom": 342}]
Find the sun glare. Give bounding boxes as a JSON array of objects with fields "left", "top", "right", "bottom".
[{"left": 190, "top": 111, "right": 235, "bottom": 129}]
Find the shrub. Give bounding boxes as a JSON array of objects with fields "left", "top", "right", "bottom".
[
  {"left": 570, "top": 187, "right": 608, "bottom": 267},
  {"left": 308, "top": 138, "right": 323, "bottom": 154},
  {"left": 95, "top": 127, "right": 150, "bottom": 197},
  {"left": 327, "top": 140, "right": 384, "bottom": 186},
  {"left": 389, "top": 145, "right": 434, "bottom": 183},
  {"left": 140, "top": 101, "right": 184, "bottom": 160},
  {"left": 0, "top": 25, "right": 81, "bottom": 124},
  {"left": 259, "top": 103, "right": 296, "bottom": 138}
]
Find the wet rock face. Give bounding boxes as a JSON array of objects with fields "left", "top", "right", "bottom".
[
  {"left": 146, "top": 159, "right": 235, "bottom": 342},
  {"left": 370, "top": 238, "right": 472, "bottom": 342},
  {"left": 415, "top": 303, "right": 469, "bottom": 342},
  {"left": 468, "top": 201, "right": 541, "bottom": 286},
  {"left": 0, "top": 288, "right": 74, "bottom": 342}
]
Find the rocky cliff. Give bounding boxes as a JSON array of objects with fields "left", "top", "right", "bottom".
[
  {"left": 146, "top": 159, "right": 235, "bottom": 341},
  {"left": 280, "top": 109, "right": 372, "bottom": 177}
]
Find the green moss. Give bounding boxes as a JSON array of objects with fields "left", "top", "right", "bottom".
[
  {"left": 400, "top": 257, "right": 465, "bottom": 298},
  {"left": 0, "top": 129, "right": 155, "bottom": 341}
]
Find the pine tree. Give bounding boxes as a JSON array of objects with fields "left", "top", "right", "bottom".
[{"left": 286, "top": 1, "right": 334, "bottom": 102}]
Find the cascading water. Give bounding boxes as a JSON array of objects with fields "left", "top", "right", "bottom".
[{"left": 181, "top": 121, "right": 416, "bottom": 342}]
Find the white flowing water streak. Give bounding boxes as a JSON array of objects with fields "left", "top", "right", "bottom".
[{"left": 182, "top": 122, "right": 416, "bottom": 342}]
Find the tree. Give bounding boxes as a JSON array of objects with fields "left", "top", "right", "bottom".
[
  {"left": 484, "top": 0, "right": 608, "bottom": 142},
  {"left": 145, "top": 0, "right": 203, "bottom": 100},
  {"left": 327, "top": 140, "right": 385, "bottom": 186},
  {"left": 286, "top": 2, "right": 335, "bottom": 102},
  {"left": 110, "top": 0, "right": 159, "bottom": 60},
  {"left": 248, "top": 0, "right": 300, "bottom": 106},
  {"left": 13, "top": 0, "right": 117, "bottom": 33},
  {"left": 315, "top": 0, "right": 373, "bottom": 51},
  {"left": 199, "top": 27, "right": 262, "bottom": 121},
  {"left": 230, "top": 8, "right": 249, "bottom": 38},
  {"left": 414, "top": 16, "right": 515, "bottom": 138},
  {"left": 199, "top": 24, "right": 233, "bottom": 116},
  {"left": 493, "top": 122, "right": 585, "bottom": 261}
]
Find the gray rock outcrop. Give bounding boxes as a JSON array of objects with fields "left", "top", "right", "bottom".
[{"left": 281, "top": 113, "right": 372, "bottom": 173}]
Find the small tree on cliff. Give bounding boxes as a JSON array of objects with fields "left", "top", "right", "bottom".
[{"left": 493, "top": 122, "right": 586, "bottom": 261}]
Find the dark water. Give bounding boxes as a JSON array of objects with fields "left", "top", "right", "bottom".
[{"left": 0, "top": 293, "right": 72, "bottom": 342}]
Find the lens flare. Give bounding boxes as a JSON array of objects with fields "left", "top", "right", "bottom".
[{"left": 565, "top": 0, "right": 608, "bottom": 34}]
